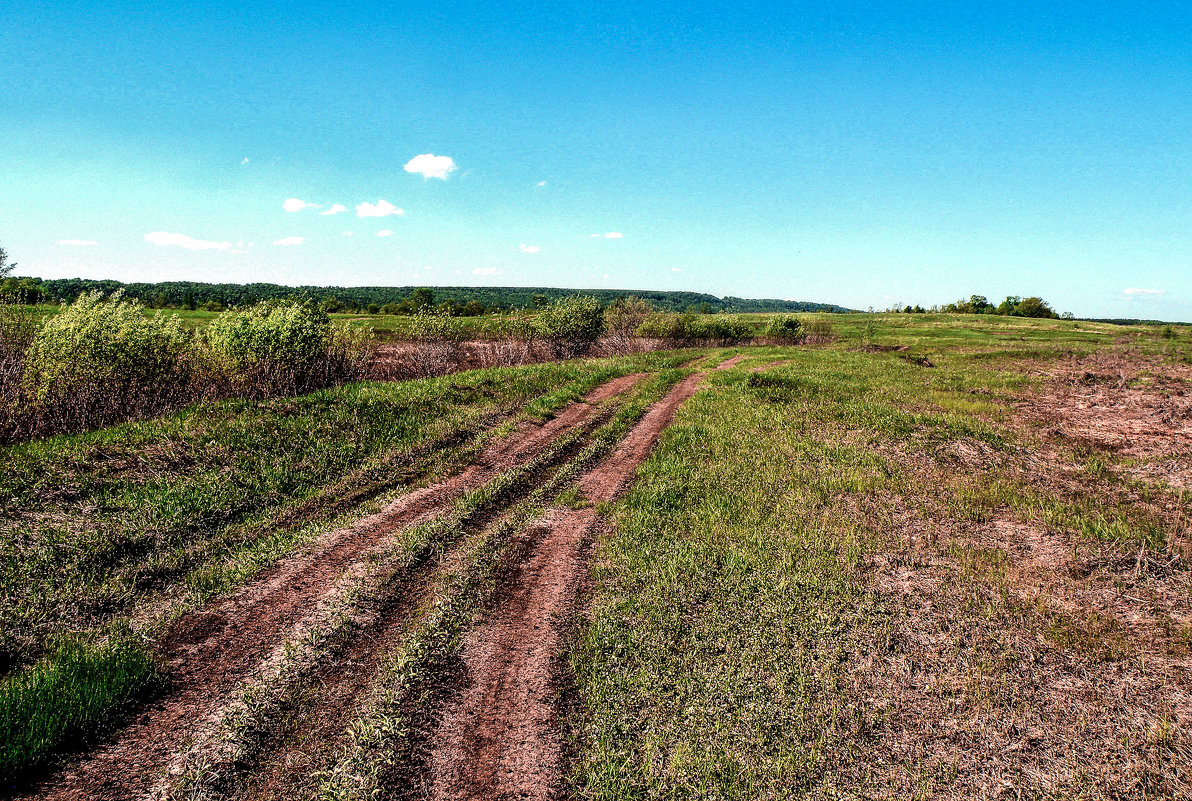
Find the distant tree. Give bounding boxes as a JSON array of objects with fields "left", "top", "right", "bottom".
[
  {"left": 1013, "top": 296, "right": 1058, "bottom": 319},
  {"left": 411, "top": 287, "right": 435, "bottom": 309},
  {"left": 0, "top": 243, "right": 15, "bottom": 279}
]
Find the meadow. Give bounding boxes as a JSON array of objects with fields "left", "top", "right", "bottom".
[{"left": 0, "top": 306, "right": 1188, "bottom": 799}]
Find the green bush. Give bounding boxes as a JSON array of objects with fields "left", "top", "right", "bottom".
[
  {"left": 204, "top": 300, "right": 330, "bottom": 369},
  {"left": 22, "top": 291, "right": 191, "bottom": 410},
  {"left": 203, "top": 300, "right": 371, "bottom": 396},
  {"left": 686, "top": 316, "right": 753, "bottom": 343},
  {"left": 764, "top": 315, "right": 803, "bottom": 342},
  {"left": 536, "top": 295, "right": 605, "bottom": 358}
]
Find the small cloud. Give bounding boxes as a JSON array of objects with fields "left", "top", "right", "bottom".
[
  {"left": 587, "top": 233, "right": 601, "bottom": 238},
  {"left": 602, "top": 273, "right": 610, "bottom": 279},
  {"left": 56, "top": 239, "right": 98, "bottom": 246},
  {"left": 519, "top": 243, "right": 541, "bottom": 254},
  {"left": 377, "top": 229, "right": 394, "bottom": 237},
  {"left": 284, "top": 198, "right": 319, "bottom": 213},
  {"left": 272, "top": 236, "right": 304, "bottom": 246},
  {"left": 356, "top": 199, "right": 404, "bottom": 217},
  {"left": 669, "top": 267, "right": 681, "bottom": 272},
  {"left": 535, "top": 180, "right": 547, "bottom": 187},
  {"left": 231, "top": 249, "right": 250, "bottom": 254},
  {"left": 604, "top": 232, "right": 623, "bottom": 239},
  {"left": 144, "top": 231, "right": 232, "bottom": 251},
  {"left": 422, "top": 265, "right": 434, "bottom": 271},
  {"left": 404, "top": 153, "right": 457, "bottom": 180},
  {"left": 342, "top": 231, "right": 354, "bottom": 237},
  {"left": 320, "top": 204, "right": 348, "bottom": 216},
  {"left": 1123, "top": 288, "right": 1165, "bottom": 296},
  {"left": 473, "top": 267, "right": 502, "bottom": 276},
  {"left": 240, "top": 157, "right": 250, "bottom": 165}
]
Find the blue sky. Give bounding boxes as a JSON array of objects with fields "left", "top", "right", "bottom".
[{"left": 2, "top": 1, "right": 1190, "bottom": 318}]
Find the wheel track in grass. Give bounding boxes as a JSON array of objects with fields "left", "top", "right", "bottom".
[
  {"left": 420, "top": 367, "right": 713, "bottom": 801},
  {"left": 18, "top": 373, "right": 648, "bottom": 801}
]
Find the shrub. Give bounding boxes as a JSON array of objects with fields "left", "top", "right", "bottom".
[
  {"left": 21, "top": 291, "right": 193, "bottom": 428},
  {"left": 203, "top": 300, "right": 367, "bottom": 396},
  {"left": 686, "top": 316, "right": 753, "bottom": 343},
  {"left": 603, "top": 296, "right": 653, "bottom": 354},
  {"left": 536, "top": 295, "right": 605, "bottom": 358},
  {"left": 637, "top": 311, "right": 694, "bottom": 341},
  {"left": 764, "top": 315, "right": 803, "bottom": 342}
]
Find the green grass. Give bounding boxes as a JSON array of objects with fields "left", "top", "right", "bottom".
[
  {"left": 0, "top": 348, "right": 696, "bottom": 785},
  {"left": 0, "top": 637, "right": 158, "bottom": 782},
  {"left": 571, "top": 328, "right": 1191, "bottom": 798}
]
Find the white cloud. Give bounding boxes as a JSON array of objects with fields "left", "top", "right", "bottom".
[
  {"left": 273, "top": 236, "right": 304, "bottom": 246},
  {"left": 423, "top": 265, "right": 434, "bottom": 271},
  {"left": 404, "top": 153, "right": 457, "bottom": 180},
  {"left": 284, "top": 198, "right": 318, "bottom": 213},
  {"left": 320, "top": 204, "right": 348, "bottom": 216},
  {"left": 535, "top": 180, "right": 547, "bottom": 187},
  {"left": 240, "top": 157, "right": 250, "bottom": 165},
  {"left": 342, "top": 231, "right": 354, "bottom": 237},
  {"left": 604, "top": 231, "right": 623, "bottom": 239},
  {"left": 144, "top": 232, "right": 232, "bottom": 251},
  {"left": 356, "top": 199, "right": 404, "bottom": 218},
  {"left": 1123, "top": 288, "right": 1165, "bottom": 296},
  {"left": 519, "top": 243, "right": 541, "bottom": 254},
  {"left": 473, "top": 267, "right": 502, "bottom": 276},
  {"left": 669, "top": 267, "right": 681, "bottom": 272},
  {"left": 231, "top": 249, "right": 250, "bottom": 254},
  {"left": 602, "top": 273, "right": 610, "bottom": 279},
  {"left": 56, "top": 239, "right": 98, "bottom": 246},
  {"left": 377, "top": 229, "right": 394, "bottom": 237}
]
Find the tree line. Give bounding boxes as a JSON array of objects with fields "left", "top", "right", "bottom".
[{"left": 1, "top": 276, "right": 852, "bottom": 315}]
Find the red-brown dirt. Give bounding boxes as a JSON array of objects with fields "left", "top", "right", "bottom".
[
  {"left": 19, "top": 374, "right": 646, "bottom": 801},
  {"left": 423, "top": 371, "right": 708, "bottom": 800}
]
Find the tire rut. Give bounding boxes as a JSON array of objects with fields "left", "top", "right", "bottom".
[
  {"left": 19, "top": 373, "right": 647, "bottom": 801},
  {"left": 422, "top": 370, "right": 708, "bottom": 801}
]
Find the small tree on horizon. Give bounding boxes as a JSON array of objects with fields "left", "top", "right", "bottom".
[{"left": 0, "top": 243, "right": 16, "bottom": 279}]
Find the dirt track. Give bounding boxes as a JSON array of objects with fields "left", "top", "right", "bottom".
[
  {"left": 425, "top": 372, "right": 707, "bottom": 800},
  {"left": 21, "top": 373, "right": 648, "bottom": 801}
]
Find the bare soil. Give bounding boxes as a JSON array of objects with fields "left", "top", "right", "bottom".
[
  {"left": 422, "top": 371, "right": 708, "bottom": 800},
  {"left": 19, "top": 374, "right": 646, "bottom": 801},
  {"left": 845, "top": 352, "right": 1192, "bottom": 797},
  {"left": 1016, "top": 351, "right": 1192, "bottom": 489}
]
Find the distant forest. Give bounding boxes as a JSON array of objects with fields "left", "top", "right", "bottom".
[{"left": 18, "top": 278, "right": 855, "bottom": 315}]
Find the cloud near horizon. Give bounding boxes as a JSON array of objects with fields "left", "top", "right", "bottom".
[
  {"left": 144, "top": 232, "right": 232, "bottom": 251},
  {"left": 356, "top": 200, "right": 404, "bottom": 218},
  {"left": 377, "top": 230, "right": 394, "bottom": 237},
  {"left": 1123, "top": 288, "right": 1165, "bottom": 296},
  {"left": 519, "top": 243, "right": 541, "bottom": 253},
  {"left": 473, "top": 267, "right": 501, "bottom": 276},
  {"left": 272, "top": 236, "right": 304, "bottom": 246},
  {"left": 320, "top": 204, "right": 348, "bottom": 216},
  {"left": 404, "top": 153, "right": 457, "bottom": 180}
]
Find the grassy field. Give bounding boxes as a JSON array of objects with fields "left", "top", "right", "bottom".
[{"left": 2, "top": 313, "right": 1190, "bottom": 797}]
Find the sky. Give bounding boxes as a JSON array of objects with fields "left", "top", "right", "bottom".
[{"left": 2, "top": 1, "right": 1190, "bottom": 319}]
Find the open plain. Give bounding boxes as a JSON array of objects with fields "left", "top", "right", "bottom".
[{"left": 1, "top": 313, "right": 1189, "bottom": 800}]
